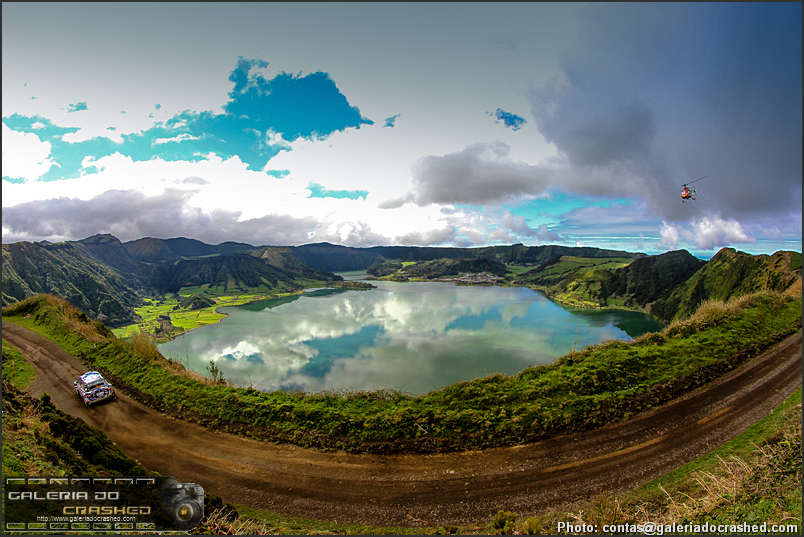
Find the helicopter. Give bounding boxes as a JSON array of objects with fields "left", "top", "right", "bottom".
[{"left": 680, "top": 175, "right": 709, "bottom": 203}]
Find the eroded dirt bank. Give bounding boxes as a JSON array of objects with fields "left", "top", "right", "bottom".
[{"left": 3, "top": 321, "right": 801, "bottom": 526}]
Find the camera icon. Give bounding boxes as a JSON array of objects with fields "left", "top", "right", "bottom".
[{"left": 159, "top": 478, "right": 204, "bottom": 530}]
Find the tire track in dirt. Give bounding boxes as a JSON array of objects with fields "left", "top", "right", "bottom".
[{"left": 3, "top": 322, "right": 801, "bottom": 526}]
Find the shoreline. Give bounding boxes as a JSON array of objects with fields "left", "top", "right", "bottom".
[{"left": 126, "top": 277, "right": 662, "bottom": 345}]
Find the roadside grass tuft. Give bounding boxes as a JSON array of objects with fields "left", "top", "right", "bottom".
[
  {"left": 2, "top": 341, "right": 36, "bottom": 389},
  {"left": 490, "top": 510, "right": 518, "bottom": 535}
]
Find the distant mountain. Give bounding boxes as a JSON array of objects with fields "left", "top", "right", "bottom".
[
  {"left": 162, "top": 254, "right": 329, "bottom": 293},
  {"left": 651, "top": 248, "right": 802, "bottom": 321},
  {"left": 253, "top": 246, "right": 339, "bottom": 282},
  {"left": 124, "top": 236, "right": 255, "bottom": 262},
  {"left": 5, "top": 234, "right": 799, "bottom": 330},
  {"left": 291, "top": 242, "right": 645, "bottom": 272},
  {"left": 401, "top": 258, "right": 509, "bottom": 279},
  {"left": 78, "top": 234, "right": 145, "bottom": 275}
]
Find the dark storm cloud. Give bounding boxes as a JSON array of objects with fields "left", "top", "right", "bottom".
[
  {"left": 491, "top": 37, "right": 519, "bottom": 52},
  {"left": 2, "top": 189, "right": 196, "bottom": 242},
  {"left": 409, "top": 4, "right": 800, "bottom": 223},
  {"left": 411, "top": 142, "right": 550, "bottom": 205},
  {"left": 528, "top": 2, "right": 802, "bottom": 221},
  {"left": 531, "top": 94, "right": 654, "bottom": 167}
]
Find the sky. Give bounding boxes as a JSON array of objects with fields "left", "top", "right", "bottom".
[{"left": 2, "top": 2, "right": 801, "bottom": 259}]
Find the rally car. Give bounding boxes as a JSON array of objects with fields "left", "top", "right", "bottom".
[{"left": 74, "top": 371, "right": 116, "bottom": 406}]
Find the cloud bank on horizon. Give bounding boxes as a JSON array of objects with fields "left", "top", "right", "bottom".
[{"left": 2, "top": 3, "right": 801, "bottom": 258}]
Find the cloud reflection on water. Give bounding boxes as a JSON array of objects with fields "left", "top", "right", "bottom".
[{"left": 159, "top": 281, "right": 659, "bottom": 394}]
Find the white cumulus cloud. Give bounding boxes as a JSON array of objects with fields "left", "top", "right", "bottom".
[
  {"left": 660, "top": 216, "right": 753, "bottom": 251},
  {"left": 2, "top": 122, "right": 55, "bottom": 180}
]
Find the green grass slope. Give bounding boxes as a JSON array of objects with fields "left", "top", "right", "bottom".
[
  {"left": 3, "top": 295, "right": 801, "bottom": 535},
  {"left": 599, "top": 250, "right": 706, "bottom": 309},
  {"left": 2, "top": 241, "right": 143, "bottom": 326},
  {"left": 4, "top": 290, "right": 800, "bottom": 454},
  {"left": 652, "top": 248, "right": 802, "bottom": 321}
]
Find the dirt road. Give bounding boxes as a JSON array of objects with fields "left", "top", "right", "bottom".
[{"left": 3, "top": 321, "right": 801, "bottom": 526}]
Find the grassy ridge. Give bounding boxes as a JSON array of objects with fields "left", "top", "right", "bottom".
[{"left": 3, "top": 291, "right": 800, "bottom": 454}]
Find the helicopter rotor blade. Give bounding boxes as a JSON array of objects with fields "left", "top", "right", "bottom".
[{"left": 686, "top": 175, "right": 709, "bottom": 185}]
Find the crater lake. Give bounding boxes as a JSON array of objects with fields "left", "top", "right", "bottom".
[{"left": 159, "top": 275, "right": 662, "bottom": 395}]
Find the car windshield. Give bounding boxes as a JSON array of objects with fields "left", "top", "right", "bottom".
[{"left": 85, "top": 380, "right": 106, "bottom": 389}]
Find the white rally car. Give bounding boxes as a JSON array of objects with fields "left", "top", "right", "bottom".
[{"left": 74, "top": 371, "right": 116, "bottom": 406}]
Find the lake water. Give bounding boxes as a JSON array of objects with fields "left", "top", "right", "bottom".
[{"left": 159, "top": 275, "right": 662, "bottom": 395}]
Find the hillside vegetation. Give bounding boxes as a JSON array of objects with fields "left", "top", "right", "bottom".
[
  {"left": 2, "top": 234, "right": 341, "bottom": 327},
  {"left": 3, "top": 233, "right": 801, "bottom": 334},
  {"left": 2, "top": 241, "right": 144, "bottom": 326},
  {"left": 651, "top": 248, "right": 803, "bottom": 321},
  {"left": 4, "top": 290, "right": 799, "bottom": 454},
  {"left": 292, "top": 242, "right": 644, "bottom": 272},
  {"left": 369, "top": 257, "right": 508, "bottom": 280},
  {"left": 513, "top": 248, "right": 801, "bottom": 322}
]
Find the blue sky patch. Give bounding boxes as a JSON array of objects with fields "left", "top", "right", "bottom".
[
  {"left": 223, "top": 59, "right": 374, "bottom": 143},
  {"left": 502, "top": 192, "right": 612, "bottom": 227},
  {"left": 2, "top": 57, "right": 374, "bottom": 179},
  {"left": 487, "top": 108, "right": 526, "bottom": 131},
  {"left": 67, "top": 102, "right": 88, "bottom": 112},
  {"left": 307, "top": 182, "right": 369, "bottom": 200},
  {"left": 3, "top": 113, "right": 80, "bottom": 139},
  {"left": 383, "top": 114, "right": 401, "bottom": 127}
]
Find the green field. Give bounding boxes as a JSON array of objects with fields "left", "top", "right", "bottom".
[
  {"left": 504, "top": 264, "right": 535, "bottom": 276},
  {"left": 513, "top": 256, "right": 635, "bottom": 310},
  {"left": 111, "top": 288, "right": 310, "bottom": 340}
]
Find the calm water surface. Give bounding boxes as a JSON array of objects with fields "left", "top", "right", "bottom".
[{"left": 159, "top": 274, "right": 662, "bottom": 395}]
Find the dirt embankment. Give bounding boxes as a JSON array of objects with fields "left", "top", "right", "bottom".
[{"left": 2, "top": 321, "right": 801, "bottom": 526}]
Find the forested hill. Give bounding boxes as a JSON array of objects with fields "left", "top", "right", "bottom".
[
  {"left": 290, "top": 242, "right": 645, "bottom": 272},
  {"left": 507, "top": 248, "right": 800, "bottom": 322},
  {"left": 599, "top": 250, "right": 707, "bottom": 311},
  {"left": 2, "top": 235, "right": 341, "bottom": 327},
  {"left": 3, "top": 233, "right": 801, "bottom": 329},
  {"left": 650, "top": 248, "right": 802, "bottom": 321},
  {"left": 124, "top": 236, "right": 256, "bottom": 262},
  {"left": 2, "top": 240, "right": 144, "bottom": 326}
]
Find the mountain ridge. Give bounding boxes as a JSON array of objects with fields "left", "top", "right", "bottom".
[
  {"left": 2, "top": 235, "right": 341, "bottom": 327},
  {"left": 3, "top": 234, "right": 800, "bottom": 329}
]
